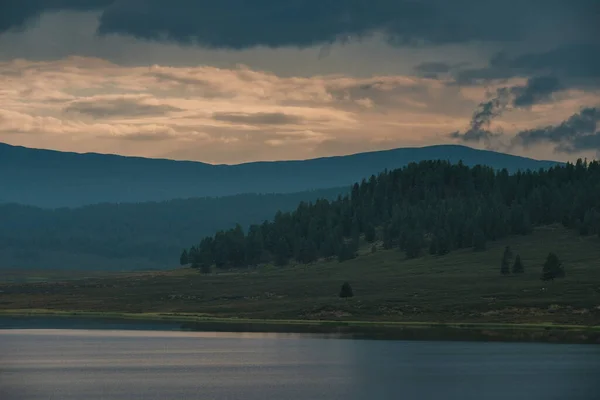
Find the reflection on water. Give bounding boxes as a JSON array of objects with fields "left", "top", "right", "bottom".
[
  {"left": 2, "top": 316, "right": 599, "bottom": 344},
  {"left": 1, "top": 328, "right": 599, "bottom": 400}
]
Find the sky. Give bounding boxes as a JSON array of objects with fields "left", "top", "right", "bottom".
[{"left": 0, "top": 1, "right": 599, "bottom": 164}]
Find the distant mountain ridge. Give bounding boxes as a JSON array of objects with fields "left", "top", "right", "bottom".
[{"left": 0, "top": 143, "right": 561, "bottom": 208}]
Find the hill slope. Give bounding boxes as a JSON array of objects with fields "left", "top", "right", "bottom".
[
  {"left": 183, "top": 159, "right": 600, "bottom": 271},
  {"left": 0, "top": 187, "right": 346, "bottom": 271},
  {"left": 2, "top": 226, "right": 599, "bottom": 328},
  {"left": 0, "top": 143, "right": 560, "bottom": 208}
]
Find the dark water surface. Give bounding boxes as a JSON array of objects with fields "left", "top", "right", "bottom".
[{"left": 1, "top": 328, "right": 599, "bottom": 400}]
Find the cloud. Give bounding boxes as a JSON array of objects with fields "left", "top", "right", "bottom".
[
  {"left": 212, "top": 112, "right": 306, "bottom": 125},
  {"left": 511, "top": 76, "right": 563, "bottom": 108},
  {"left": 64, "top": 96, "right": 183, "bottom": 118},
  {"left": 0, "top": 1, "right": 110, "bottom": 33},
  {"left": 100, "top": 130, "right": 177, "bottom": 142},
  {"left": 450, "top": 76, "right": 566, "bottom": 145},
  {"left": 513, "top": 107, "right": 600, "bottom": 153},
  {"left": 2, "top": 1, "right": 597, "bottom": 51},
  {"left": 456, "top": 43, "right": 600, "bottom": 88},
  {"left": 412, "top": 61, "right": 473, "bottom": 79},
  {"left": 452, "top": 105, "right": 600, "bottom": 155},
  {"left": 94, "top": 1, "right": 521, "bottom": 48},
  {"left": 449, "top": 129, "right": 500, "bottom": 147},
  {"left": 503, "top": 43, "right": 600, "bottom": 81},
  {"left": 0, "top": 57, "right": 476, "bottom": 162},
  {"left": 449, "top": 87, "right": 512, "bottom": 145},
  {"left": 414, "top": 62, "right": 452, "bottom": 74},
  {"left": 1, "top": 56, "right": 599, "bottom": 163}
]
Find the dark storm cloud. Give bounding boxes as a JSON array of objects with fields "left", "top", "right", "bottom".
[
  {"left": 212, "top": 112, "right": 305, "bottom": 125},
  {"left": 414, "top": 62, "right": 452, "bottom": 74},
  {"left": 514, "top": 107, "right": 600, "bottom": 153},
  {"left": 94, "top": 0, "right": 520, "bottom": 48},
  {"left": 510, "top": 76, "right": 563, "bottom": 108},
  {"left": 448, "top": 89, "right": 510, "bottom": 146},
  {"left": 413, "top": 62, "right": 455, "bottom": 78},
  {"left": 456, "top": 43, "right": 600, "bottom": 87},
  {"left": 2, "top": 1, "right": 596, "bottom": 50},
  {"left": 449, "top": 129, "right": 499, "bottom": 146},
  {"left": 0, "top": 0, "right": 111, "bottom": 33},
  {"left": 450, "top": 77, "right": 565, "bottom": 145},
  {"left": 453, "top": 106, "right": 600, "bottom": 154},
  {"left": 64, "top": 98, "right": 183, "bottom": 118}
]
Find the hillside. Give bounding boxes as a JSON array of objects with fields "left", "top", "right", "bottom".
[
  {"left": 183, "top": 159, "right": 600, "bottom": 271},
  {"left": 0, "top": 143, "right": 560, "bottom": 208},
  {"left": 0, "top": 188, "right": 345, "bottom": 271},
  {"left": 2, "top": 226, "right": 599, "bottom": 329}
]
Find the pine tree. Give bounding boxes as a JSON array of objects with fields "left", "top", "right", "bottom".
[
  {"left": 364, "top": 223, "right": 377, "bottom": 243},
  {"left": 337, "top": 243, "right": 357, "bottom": 263},
  {"left": 541, "top": 253, "right": 565, "bottom": 281},
  {"left": 274, "top": 237, "right": 291, "bottom": 266},
  {"left": 512, "top": 254, "right": 524, "bottom": 274},
  {"left": 404, "top": 230, "right": 423, "bottom": 259},
  {"left": 200, "top": 263, "right": 212, "bottom": 274},
  {"left": 297, "top": 238, "right": 318, "bottom": 264},
  {"left": 500, "top": 246, "right": 512, "bottom": 275},
  {"left": 429, "top": 237, "right": 438, "bottom": 255},
  {"left": 382, "top": 223, "right": 394, "bottom": 250},
  {"left": 473, "top": 227, "right": 486, "bottom": 251},
  {"left": 339, "top": 282, "right": 354, "bottom": 298},
  {"left": 179, "top": 249, "right": 189, "bottom": 266},
  {"left": 436, "top": 230, "right": 451, "bottom": 256}
]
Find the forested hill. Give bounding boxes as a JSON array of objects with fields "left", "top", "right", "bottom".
[
  {"left": 0, "top": 187, "right": 345, "bottom": 270},
  {"left": 185, "top": 159, "right": 600, "bottom": 270},
  {"left": 0, "top": 143, "right": 559, "bottom": 208}
]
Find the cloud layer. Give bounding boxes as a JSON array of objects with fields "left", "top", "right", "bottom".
[
  {"left": 2, "top": 1, "right": 597, "bottom": 50},
  {"left": 1, "top": 56, "right": 598, "bottom": 163},
  {"left": 0, "top": 1, "right": 598, "bottom": 163},
  {"left": 515, "top": 107, "right": 600, "bottom": 154}
]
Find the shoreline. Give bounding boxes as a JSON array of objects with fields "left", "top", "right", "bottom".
[{"left": 1, "top": 309, "right": 599, "bottom": 344}]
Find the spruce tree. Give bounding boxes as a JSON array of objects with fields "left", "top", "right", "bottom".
[
  {"left": 179, "top": 249, "right": 189, "bottom": 266},
  {"left": 339, "top": 282, "right": 354, "bottom": 298},
  {"left": 541, "top": 253, "right": 565, "bottom": 281},
  {"left": 436, "top": 230, "right": 450, "bottom": 256},
  {"left": 500, "top": 246, "right": 512, "bottom": 275},
  {"left": 337, "top": 243, "right": 357, "bottom": 263},
  {"left": 200, "top": 263, "right": 212, "bottom": 274},
  {"left": 512, "top": 254, "right": 524, "bottom": 274},
  {"left": 429, "top": 237, "right": 438, "bottom": 255},
  {"left": 297, "top": 239, "right": 318, "bottom": 264},
  {"left": 404, "top": 230, "right": 423, "bottom": 259},
  {"left": 364, "top": 223, "right": 377, "bottom": 243},
  {"left": 473, "top": 227, "right": 486, "bottom": 251}
]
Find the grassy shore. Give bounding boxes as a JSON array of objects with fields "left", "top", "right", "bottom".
[{"left": 2, "top": 309, "right": 599, "bottom": 344}]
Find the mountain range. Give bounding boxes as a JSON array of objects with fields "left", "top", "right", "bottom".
[{"left": 0, "top": 143, "right": 561, "bottom": 208}]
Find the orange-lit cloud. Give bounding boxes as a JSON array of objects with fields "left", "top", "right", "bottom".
[{"left": 0, "top": 56, "right": 598, "bottom": 163}]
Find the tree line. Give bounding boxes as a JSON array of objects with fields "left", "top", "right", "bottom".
[{"left": 183, "top": 159, "right": 600, "bottom": 271}]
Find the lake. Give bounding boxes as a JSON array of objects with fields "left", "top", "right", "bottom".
[{"left": 1, "top": 328, "right": 599, "bottom": 400}]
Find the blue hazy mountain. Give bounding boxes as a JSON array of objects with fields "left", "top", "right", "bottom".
[{"left": 0, "top": 142, "right": 560, "bottom": 208}]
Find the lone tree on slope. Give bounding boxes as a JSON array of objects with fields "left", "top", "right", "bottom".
[
  {"left": 501, "top": 246, "right": 512, "bottom": 275},
  {"left": 512, "top": 254, "right": 525, "bottom": 274},
  {"left": 541, "top": 253, "right": 565, "bottom": 281},
  {"left": 339, "top": 282, "right": 354, "bottom": 298},
  {"left": 180, "top": 249, "right": 189, "bottom": 266}
]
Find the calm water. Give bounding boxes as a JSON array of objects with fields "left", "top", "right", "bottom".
[{"left": 1, "top": 329, "right": 599, "bottom": 400}]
